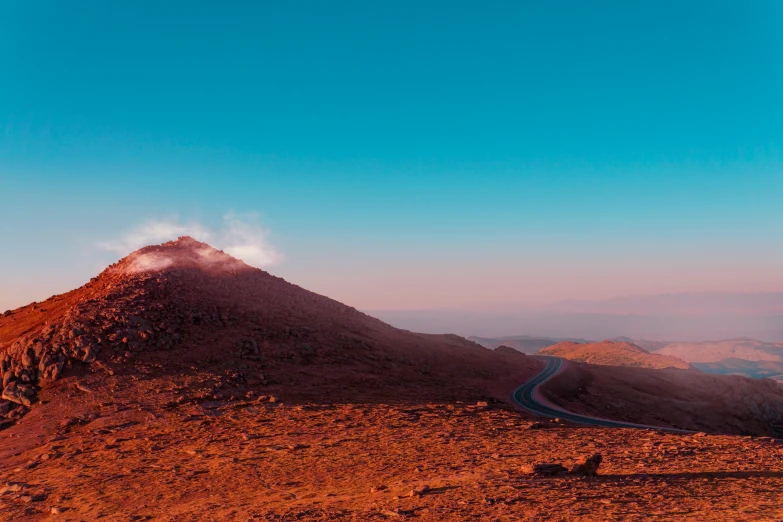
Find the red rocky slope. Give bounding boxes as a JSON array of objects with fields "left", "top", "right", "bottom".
[
  {"left": 0, "top": 237, "right": 539, "bottom": 428},
  {"left": 540, "top": 340, "right": 693, "bottom": 370}
]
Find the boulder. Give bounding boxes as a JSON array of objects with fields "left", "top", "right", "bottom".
[
  {"left": 2, "top": 382, "right": 33, "bottom": 407},
  {"left": 21, "top": 349, "right": 34, "bottom": 368},
  {"left": 41, "top": 360, "right": 64, "bottom": 380},
  {"left": 570, "top": 453, "right": 603, "bottom": 476}
]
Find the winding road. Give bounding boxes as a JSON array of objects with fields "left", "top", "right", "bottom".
[{"left": 513, "top": 355, "right": 691, "bottom": 431}]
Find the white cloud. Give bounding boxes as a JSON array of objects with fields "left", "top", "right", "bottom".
[
  {"left": 99, "top": 213, "right": 282, "bottom": 269},
  {"left": 222, "top": 213, "right": 282, "bottom": 267}
]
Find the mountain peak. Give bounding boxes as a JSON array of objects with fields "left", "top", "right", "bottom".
[{"left": 109, "top": 237, "right": 252, "bottom": 277}]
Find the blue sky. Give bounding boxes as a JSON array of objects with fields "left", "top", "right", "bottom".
[{"left": 2, "top": 1, "right": 782, "bottom": 311}]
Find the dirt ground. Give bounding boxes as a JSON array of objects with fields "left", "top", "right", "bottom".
[{"left": 1, "top": 376, "right": 782, "bottom": 521}]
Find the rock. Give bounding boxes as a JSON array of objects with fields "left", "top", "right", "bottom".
[
  {"left": 40, "top": 360, "right": 64, "bottom": 380},
  {"left": 476, "top": 401, "right": 489, "bottom": 407},
  {"left": 413, "top": 484, "right": 430, "bottom": 496},
  {"left": 522, "top": 463, "right": 569, "bottom": 477},
  {"left": 0, "top": 400, "right": 12, "bottom": 415},
  {"left": 0, "top": 484, "right": 23, "bottom": 495},
  {"left": 75, "top": 383, "right": 94, "bottom": 394},
  {"left": 21, "top": 350, "right": 34, "bottom": 368},
  {"left": 2, "top": 370, "right": 14, "bottom": 388},
  {"left": 51, "top": 507, "right": 64, "bottom": 514},
  {"left": 570, "top": 453, "right": 603, "bottom": 476},
  {"left": 268, "top": 396, "right": 278, "bottom": 403},
  {"left": 82, "top": 345, "right": 97, "bottom": 363},
  {"left": 2, "top": 382, "right": 32, "bottom": 407}
]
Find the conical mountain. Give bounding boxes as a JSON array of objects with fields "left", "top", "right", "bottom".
[{"left": 0, "top": 237, "right": 538, "bottom": 427}]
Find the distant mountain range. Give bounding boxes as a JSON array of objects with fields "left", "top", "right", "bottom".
[
  {"left": 467, "top": 335, "right": 590, "bottom": 354},
  {"left": 539, "top": 340, "right": 693, "bottom": 370},
  {"left": 369, "top": 292, "right": 783, "bottom": 341},
  {"left": 470, "top": 334, "right": 783, "bottom": 382}
]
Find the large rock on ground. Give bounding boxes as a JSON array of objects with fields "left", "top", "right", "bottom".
[
  {"left": 570, "top": 453, "right": 602, "bottom": 476},
  {"left": 2, "top": 382, "right": 33, "bottom": 407}
]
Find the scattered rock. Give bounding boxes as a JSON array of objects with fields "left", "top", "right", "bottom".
[
  {"left": 2, "top": 382, "right": 33, "bottom": 407},
  {"left": 570, "top": 453, "right": 602, "bottom": 476},
  {"left": 75, "top": 383, "right": 94, "bottom": 394},
  {"left": 0, "top": 483, "right": 23, "bottom": 495}
]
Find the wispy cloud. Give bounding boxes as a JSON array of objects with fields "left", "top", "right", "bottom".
[{"left": 98, "top": 213, "right": 282, "bottom": 268}]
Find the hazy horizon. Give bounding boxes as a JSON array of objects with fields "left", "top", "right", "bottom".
[{"left": 368, "top": 291, "right": 783, "bottom": 342}]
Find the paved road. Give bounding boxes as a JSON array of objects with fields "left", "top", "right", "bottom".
[{"left": 513, "top": 355, "right": 691, "bottom": 431}]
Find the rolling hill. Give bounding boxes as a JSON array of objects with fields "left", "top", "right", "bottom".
[{"left": 539, "top": 340, "right": 693, "bottom": 370}]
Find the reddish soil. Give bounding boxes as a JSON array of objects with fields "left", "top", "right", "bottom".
[
  {"left": 540, "top": 340, "right": 692, "bottom": 370},
  {"left": 1, "top": 238, "right": 782, "bottom": 520}
]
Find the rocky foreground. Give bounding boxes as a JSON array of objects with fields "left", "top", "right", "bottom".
[{"left": 1, "top": 380, "right": 782, "bottom": 520}]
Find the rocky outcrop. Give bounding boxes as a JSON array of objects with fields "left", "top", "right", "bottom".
[{"left": 0, "top": 264, "right": 185, "bottom": 424}]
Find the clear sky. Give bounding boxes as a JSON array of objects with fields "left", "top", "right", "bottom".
[{"left": 2, "top": 1, "right": 782, "bottom": 312}]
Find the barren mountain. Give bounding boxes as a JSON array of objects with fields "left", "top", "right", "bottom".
[
  {"left": 539, "top": 340, "right": 693, "bottom": 370},
  {"left": 0, "top": 237, "right": 538, "bottom": 422}
]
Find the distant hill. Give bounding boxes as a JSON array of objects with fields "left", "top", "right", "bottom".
[
  {"left": 539, "top": 340, "right": 693, "bottom": 370},
  {"left": 469, "top": 335, "right": 591, "bottom": 354},
  {"left": 609, "top": 336, "right": 671, "bottom": 352}
]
